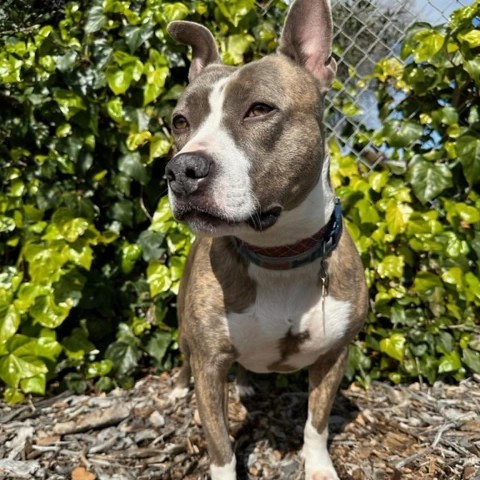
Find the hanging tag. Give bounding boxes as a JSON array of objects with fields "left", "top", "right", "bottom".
[{"left": 319, "top": 259, "right": 329, "bottom": 335}]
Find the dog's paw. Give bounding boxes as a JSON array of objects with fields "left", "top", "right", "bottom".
[
  {"left": 307, "top": 469, "right": 339, "bottom": 480},
  {"left": 304, "top": 459, "right": 339, "bottom": 480}
]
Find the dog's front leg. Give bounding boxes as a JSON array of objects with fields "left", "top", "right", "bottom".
[
  {"left": 303, "top": 348, "right": 348, "bottom": 480},
  {"left": 192, "top": 355, "right": 237, "bottom": 480}
]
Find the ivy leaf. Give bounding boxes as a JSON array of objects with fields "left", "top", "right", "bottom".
[
  {"left": 385, "top": 199, "right": 412, "bottom": 237},
  {"left": 431, "top": 106, "right": 458, "bottom": 127},
  {"left": 401, "top": 22, "right": 434, "bottom": 58},
  {"left": 438, "top": 351, "right": 461, "bottom": 373},
  {"left": 138, "top": 230, "right": 166, "bottom": 262},
  {"left": 149, "top": 134, "right": 171, "bottom": 161},
  {"left": 441, "top": 267, "right": 463, "bottom": 288},
  {"left": 118, "top": 152, "right": 149, "bottom": 184},
  {"left": 106, "top": 97, "right": 124, "bottom": 123},
  {"left": 368, "top": 171, "right": 389, "bottom": 192},
  {"left": 465, "top": 272, "right": 480, "bottom": 302},
  {"left": 0, "top": 354, "right": 47, "bottom": 388},
  {"left": 224, "top": 34, "right": 255, "bottom": 64},
  {"left": 4, "top": 388, "right": 24, "bottom": 404},
  {"left": 144, "top": 331, "right": 172, "bottom": 367},
  {"left": 106, "top": 66, "right": 134, "bottom": 95},
  {"left": 62, "top": 327, "right": 95, "bottom": 360},
  {"left": 105, "top": 340, "right": 142, "bottom": 377},
  {"left": 407, "top": 155, "right": 453, "bottom": 204},
  {"left": 123, "top": 23, "right": 154, "bottom": 53},
  {"left": 126, "top": 131, "right": 152, "bottom": 151},
  {"left": 462, "top": 349, "right": 480, "bottom": 374},
  {"left": 21, "top": 374, "right": 46, "bottom": 395},
  {"left": 60, "top": 218, "right": 90, "bottom": 243},
  {"left": 0, "top": 216, "right": 16, "bottom": 233},
  {"left": 111, "top": 199, "right": 134, "bottom": 227},
  {"left": 445, "top": 231, "right": 469, "bottom": 258},
  {"left": 0, "top": 305, "right": 20, "bottom": 344},
  {"left": 377, "top": 255, "right": 405, "bottom": 279},
  {"left": 53, "top": 89, "right": 86, "bottom": 120},
  {"left": 412, "top": 29, "right": 445, "bottom": 62},
  {"left": 85, "top": 0, "right": 107, "bottom": 33},
  {"left": 464, "top": 58, "right": 480, "bottom": 85},
  {"left": 162, "top": 2, "right": 190, "bottom": 22},
  {"left": 169, "top": 255, "right": 186, "bottom": 282},
  {"left": 30, "top": 295, "right": 71, "bottom": 329},
  {"left": 120, "top": 242, "right": 142, "bottom": 274},
  {"left": 144, "top": 67, "right": 168, "bottom": 106},
  {"left": 380, "top": 333, "right": 406, "bottom": 362},
  {"left": 147, "top": 261, "right": 172, "bottom": 297},
  {"left": 346, "top": 344, "right": 371, "bottom": 382},
  {"left": 374, "top": 58, "right": 404, "bottom": 82},
  {"left": 216, "top": 0, "right": 255, "bottom": 27},
  {"left": 413, "top": 271, "right": 443, "bottom": 292},
  {"left": 64, "top": 373, "right": 87, "bottom": 394},
  {"left": 355, "top": 198, "right": 380, "bottom": 224},
  {"left": 55, "top": 50, "right": 78, "bottom": 72},
  {"left": 456, "top": 134, "right": 480, "bottom": 185},
  {"left": 86, "top": 360, "right": 113, "bottom": 379},
  {"left": 11, "top": 335, "right": 62, "bottom": 362},
  {"left": 458, "top": 30, "right": 480, "bottom": 48}
]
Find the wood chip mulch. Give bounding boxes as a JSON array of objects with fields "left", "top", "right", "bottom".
[{"left": 1, "top": 369, "right": 479, "bottom": 480}]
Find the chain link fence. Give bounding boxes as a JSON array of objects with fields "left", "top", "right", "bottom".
[{"left": 327, "top": 0, "right": 470, "bottom": 169}]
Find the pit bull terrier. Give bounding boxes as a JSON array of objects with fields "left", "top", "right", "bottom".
[{"left": 165, "top": 0, "right": 368, "bottom": 478}]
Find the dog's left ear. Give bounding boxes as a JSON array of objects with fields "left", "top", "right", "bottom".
[
  {"left": 278, "top": 0, "right": 336, "bottom": 91},
  {"left": 168, "top": 21, "right": 221, "bottom": 82}
]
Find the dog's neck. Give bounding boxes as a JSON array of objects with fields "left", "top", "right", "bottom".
[
  {"left": 232, "top": 198, "right": 342, "bottom": 270},
  {"left": 234, "top": 156, "right": 335, "bottom": 249}
]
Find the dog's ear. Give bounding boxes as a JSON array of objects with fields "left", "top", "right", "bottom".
[
  {"left": 168, "top": 21, "right": 221, "bottom": 82},
  {"left": 278, "top": 0, "right": 336, "bottom": 90}
]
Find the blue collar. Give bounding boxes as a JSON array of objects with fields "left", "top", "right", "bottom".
[{"left": 232, "top": 199, "right": 343, "bottom": 270}]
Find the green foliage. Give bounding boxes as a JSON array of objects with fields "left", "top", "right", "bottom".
[
  {"left": 0, "top": 0, "right": 479, "bottom": 402},
  {"left": 0, "top": 0, "right": 288, "bottom": 402},
  {"left": 340, "top": 0, "right": 480, "bottom": 386}
]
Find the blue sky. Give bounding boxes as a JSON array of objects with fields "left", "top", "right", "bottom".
[{"left": 412, "top": 0, "right": 471, "bottom": 24}]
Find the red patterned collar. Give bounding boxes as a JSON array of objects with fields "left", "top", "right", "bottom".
[{"left": 232, "top": 200, "right": 343, "bottom": 270}]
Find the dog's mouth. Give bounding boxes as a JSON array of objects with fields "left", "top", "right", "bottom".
[
  {"left": 246, "top": 205, "right": 282, "bottom": 231},
  {"left": 175, "top": 204, "right": 282, "bottom": 234}
]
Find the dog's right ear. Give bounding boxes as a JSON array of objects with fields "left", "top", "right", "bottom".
[{"left": 167, "top": 21, "right": 221, "bottom": 82}]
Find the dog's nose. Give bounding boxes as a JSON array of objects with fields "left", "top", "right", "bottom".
[{"left": 166, "top": 152, "right": 212, "bottom": 196}]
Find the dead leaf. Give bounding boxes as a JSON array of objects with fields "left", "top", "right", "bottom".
[{"left": 71, "top": 466, "right": 96, "bottom": 480}]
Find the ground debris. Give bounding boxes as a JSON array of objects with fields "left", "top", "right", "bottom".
[{"left": 0, "top": 371, "right": 479, "bottom": 479}]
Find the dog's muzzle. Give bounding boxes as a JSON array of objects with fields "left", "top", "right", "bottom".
[{"left": 165, "top": 151, "right": 282, "bottom": 232}]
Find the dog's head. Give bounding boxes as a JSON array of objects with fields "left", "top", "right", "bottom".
[{"left": 166, "top": 0, "right": 336, "bottom": 237}]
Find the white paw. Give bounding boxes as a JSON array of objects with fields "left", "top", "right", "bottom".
[
  {"left": 306, "top": 468, "right": 339, "bottom": 480},
  {"left": 210, "top": 455, "right": 237, "bottom": 480},
  {"left": 303, "top": 415, "right": 338, "bottom": 480}
]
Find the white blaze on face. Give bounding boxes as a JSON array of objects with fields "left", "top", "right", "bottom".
[{"left": 176, "top": 76, "right": 256, "bottom": 222}]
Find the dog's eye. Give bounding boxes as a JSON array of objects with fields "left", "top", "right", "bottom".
[
  {"left": 172, "top": 115, "right": 189, "bottom": 131},
  {"left": 246, "top": 103, "right": 274, "bottom": 119}
]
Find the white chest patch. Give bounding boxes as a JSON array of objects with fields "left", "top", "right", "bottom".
[{"left": 225, "top": 262, "right": 351, "bottom": 373}]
